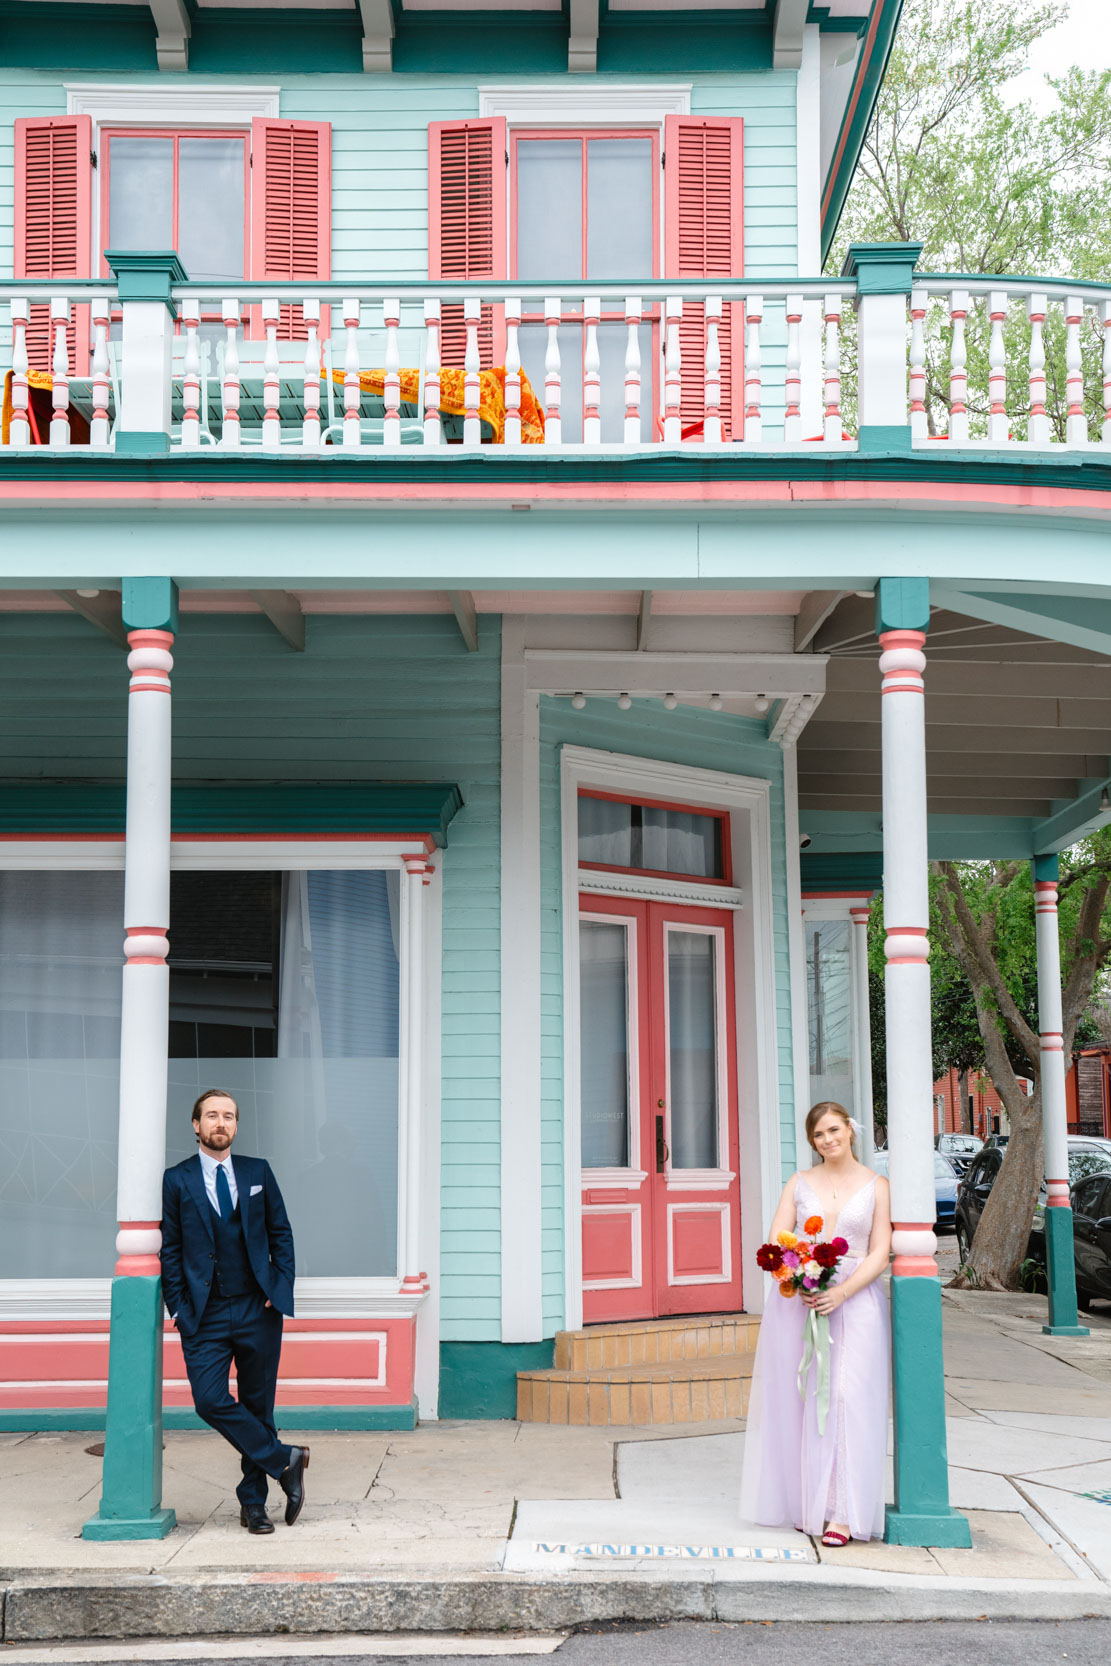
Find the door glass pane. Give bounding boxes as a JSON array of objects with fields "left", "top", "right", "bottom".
[
  {"left": 108, "top": 136, "right": 173, "bottom": 251},
  {"left": 806, "top": 920, "right": 854, "bottom": 1114},
  {"left": 642, "top": 808, "right": 721, "bottom": 878},
  {"left": 178, "top": 137, "right": 245, "bottom": 281},
  {"left": 579, "top": 920, "right": 630, "bottom": 1168},
  {"left": 587, "top": 138, "right": 653, "bottom": 279},
  {"left": 668, "top": 930, "right": 718, "bottom": 1169},
  {"left": 517, "top": 139, "right": 582, "bottom": 279}
]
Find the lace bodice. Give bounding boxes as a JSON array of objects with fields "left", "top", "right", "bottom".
[{"left": 795, "top": 1171, "right": 876, "bottom": 1261}]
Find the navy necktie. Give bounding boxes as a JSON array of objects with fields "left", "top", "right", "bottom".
[{"left": 215, "top": 1161, "right": 234, "bottom": 1219}]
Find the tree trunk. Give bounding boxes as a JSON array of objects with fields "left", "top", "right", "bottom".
[
  {"left": 960, "top": 1086, "right": 1043, "bottom": 1289},
  {"left": 958, "top": 1068, "right": 970, "bottom": 1134}
]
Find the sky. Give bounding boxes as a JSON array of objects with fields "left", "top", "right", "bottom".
[{"left": 1006, "top": 0, "right": 1111, "bottom": 109}]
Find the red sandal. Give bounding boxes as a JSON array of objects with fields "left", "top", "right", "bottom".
[{"left": 821, "top": 1530, "right": 850, "bottom": 1547}]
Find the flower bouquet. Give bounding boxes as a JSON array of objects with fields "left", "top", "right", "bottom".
[{"left": 755, "top": 1215, "right": 848, "bottom": 1434}]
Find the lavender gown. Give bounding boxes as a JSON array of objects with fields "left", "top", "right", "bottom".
[{"left": 739, "top": 1172, "right": 890, "bottom": 1541}]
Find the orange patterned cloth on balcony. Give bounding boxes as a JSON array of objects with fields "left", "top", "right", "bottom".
[{"left": 331, "top": 367, "right": 545, "bottom": 445}]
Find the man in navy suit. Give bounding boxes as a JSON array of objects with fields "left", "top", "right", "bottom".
[{"left": 161, "top": 1089, "right": 309, "bottom": 1534}]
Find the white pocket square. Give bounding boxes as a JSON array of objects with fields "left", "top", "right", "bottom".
[{"left": 250, "top": 1184, "right": 263, "bottom": 1196}]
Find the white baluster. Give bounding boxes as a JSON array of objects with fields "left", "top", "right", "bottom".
[
  {"left": 543, "top": 296, "right": 562, "bottom": 446},
  {"left": 1066, "top": 294, "right": 1086, "bottom": 446},
  {"left": 663, "top": 295, "right": 682, "bottom": 444},
  {"left": 261, "top": 298, "right": 281, "bottom": 451},
  {"left": 180, "top": 300, "right": 201, "bottom": 450},
  {"left": 704, "top": 296, "right": 723, "bottom": 445},
  {"left": 987, "top": 289, "right": 1008, "bottom": 444},
  {"left": 504, "top": 298, "right": 521, "bottom": 447},
  {"left": 624, "top": 295, "right": 642, "bottom": 445},
  {"left": 302, "top": 298, "right": 322, "bottom": 448},
  {"left": 89, "top": 299, "right": 111, "bottom": 448},
  {"left": 744, "top": 294, "right": 764, "bottom": 444},
  {"left": 823, "top": 293, "right": 842, "bottom": 442},
  {"left": 383, "top": 296, "right": 401, "bottom": 446},
  {"left": 221, "top": 297, "right": 241, "bottom": 448},
  {"left": 50, "top": 296, "right": 71, "bottom": 447},
  {"left": 783, "top": 293, "right": 802, "bottom": 444},
  {"left": 423, "top": 298, "right": 442, "bottom": 447},
  {"left": 1102, "top": 301, "right": 1111, "bottom": 446},
  {"left": 463, "top": 297, "right": 482, "bottom": 447},
  {"left": 583, "top": 295, "right": 601, "bottom": 446},
  {"left": 343, "top": 297, "right": 363, "bottom": 449},
  {"left": 1027, "top": 291, "right": 1050, "bottom": 444},
  {"left": 909, "top": 285, "right": 928, "bottom": 440},
  {"left": 8, "top": 299, "right": 30, "bottom": 449},
  {"left": 948, "top": 288, "right": 969, "bottom": 443}
]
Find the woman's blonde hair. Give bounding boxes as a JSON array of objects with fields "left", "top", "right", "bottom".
[{"left": 806, "top": 1100, "right": 856, "bottom": 1154}]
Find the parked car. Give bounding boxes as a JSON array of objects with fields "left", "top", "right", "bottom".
[
  {"left": 1072, "top": 1171, "right": 1111, "bottom": 1309},
  {"left": 983, "top": 1133, "right": 1010, "bottom": 1150},
  {"left": 935, "top": 1132, "right": 983, "bottom": 1176},
  {"left": 956, "top": 1137, "right": 1111, "bottom": 1265},
  {"left": 871, "top": 1149, "right": 960, "bottom": 1231}
]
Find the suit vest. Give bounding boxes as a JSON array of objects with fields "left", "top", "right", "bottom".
[{"left": 210, "top": 1196, "right": 262, "bottom": 1300}]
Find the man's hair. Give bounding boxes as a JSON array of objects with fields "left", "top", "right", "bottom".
[{"left": 192, "top": 1088, "right": 239, "bottom": 1123}]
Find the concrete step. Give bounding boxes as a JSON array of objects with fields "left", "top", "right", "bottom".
[
  {"left": 554, "top": 1313, "right": 761, "bottom": 1372},
  {"left": 517, "top": 1350, "right": 755, "bottom": 1426}
]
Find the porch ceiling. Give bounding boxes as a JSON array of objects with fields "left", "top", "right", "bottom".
[{"left": 797, "top": 597, "right": 1111, "bottom": 823}]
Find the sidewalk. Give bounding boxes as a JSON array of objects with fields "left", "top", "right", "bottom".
[{"left": 2, "top": 1292, "right": 1110, "bottom": 1638}]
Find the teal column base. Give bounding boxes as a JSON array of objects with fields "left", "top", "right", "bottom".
[
  {"left": 886, "top": 1272, "right": 972, "bottom": 1549},
  {"left": 1043, "top": 1205, "right": 1089, "bottom": 1335},
  {"left": 82, "top": 1274, "right": 176, "bottom": 1542},
  {"left": 114, "top": 431, "right": 171, "bottom": 455},
  {"left": 858, "top": 423, "right": 913, "bottom": 452}
]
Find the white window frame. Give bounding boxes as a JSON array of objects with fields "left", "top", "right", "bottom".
[
  {"left": 0, "top": 836, "right": 439, "bottom": 1331},
  {"left": 560, "top": 745, "right": 781, "bottom": 1326},
  {"left": 801, "top": 893, "right": 875, "bottom": 1167}
]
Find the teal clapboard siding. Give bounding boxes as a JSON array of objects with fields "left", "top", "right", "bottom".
[
  {"left": 0, "top": 70, "right": 799, "bottom": 293},
  {"left": 537, "top": 697, "right": 795, "bottom": 1335},
  {"left": 0, "top": 611, "right": 501, "bottom": 1339}
]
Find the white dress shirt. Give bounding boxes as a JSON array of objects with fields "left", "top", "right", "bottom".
[{"left": 199, "top": 1148, "right": 239, "bottom": 1215}]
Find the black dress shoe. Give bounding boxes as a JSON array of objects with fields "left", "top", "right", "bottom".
[
  {"left": 279, "top": 1445, "right": 310, "bottom": 1525},
  {"left": 239, "top": 1504, "right": 275, "bottom": 1535}
]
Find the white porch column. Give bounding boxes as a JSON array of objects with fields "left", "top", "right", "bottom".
[
  {"left": 400, "top": 853, "right": 432, "bottom": 1296},
  {"left": 850, "top": 901, "right": 876, "bottom": 1167},
  {"left": 877, "top": 576, "right": 970, "bottom": 1548},
  {"left": 105, "top": 252, "right": 187, "bottom": 455}
]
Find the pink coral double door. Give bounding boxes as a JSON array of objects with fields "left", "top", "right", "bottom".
[{"left": 579, "top": 893, "right": 742, "bottom": 1322}]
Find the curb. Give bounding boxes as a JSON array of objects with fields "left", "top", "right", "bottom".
[{"left": 4, "top": 1574, "right": 1111, "bottom": 1638}]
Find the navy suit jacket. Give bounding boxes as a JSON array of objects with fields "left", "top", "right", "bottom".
[{"left": 161, "top": 1152, "right": 296, "bottom": 1337}]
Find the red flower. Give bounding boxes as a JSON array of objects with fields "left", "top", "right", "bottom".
[
  {"left": 812, "top": 1242, "right": 839, "bottom": 1269},
  {"left": 756, "top": 1242, "right": 784, "bottom": 1273},
  {"left": 831, "top": 1236, "right": 849, "bottom": 1257}
]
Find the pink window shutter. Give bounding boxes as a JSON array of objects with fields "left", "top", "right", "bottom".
[
  {"left": 428, "top": 118, "right": 507, "bottom": 368},
  {"left": 664, "top": 116, "right": 744, "bottom": 440},
  {"left": 251, "top": 119, "right": 332, "bottom": 340},
  {"left": 14, "top": 116, "right": 93, "bottom": 375}
]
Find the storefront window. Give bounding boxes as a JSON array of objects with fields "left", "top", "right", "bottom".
[
  {"left": 0, "top": 867, "right": 400, "bottom": 1282},
  {"left": 806, "top": 918, "right": 854, "bottom": 1114}
]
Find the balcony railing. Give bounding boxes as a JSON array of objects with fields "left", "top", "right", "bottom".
[{"left": 2, "top": 261, "right": 1110, "bottom": 459}]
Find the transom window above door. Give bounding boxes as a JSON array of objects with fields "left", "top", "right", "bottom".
[
  {"left": 578, "top": 792, "right": 728, "bottom": 883},
  {"left": 102, "top": 130, "right": 248, "bottom": 283}
]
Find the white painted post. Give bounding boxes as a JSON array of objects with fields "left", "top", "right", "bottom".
[
  {"left": 908, "top": 287, "right": 927, "bottom": 441},
  {"left": 383, "top": 296, "right": 401, "bottom": 446},
  {"left": 343, "top": 297, "right": 363, "bottom": 449},
  {"left": 106, "top": 254, "right": 181, "bottom": 452},
  {"left": 221, "top": 298, "right": 242, "bottom": 449},
  {"left": 50, "top": 297, "right": 71, "bottom": 447},
  {"left": 784, "top": 294, "right": 802, "bottom": 444},
  {"left": 504, "top": 298, "right": 522, "bottom": 447},
  {"left": 180, "top": 301, "right": 201, "bottom": 451},
  {"left": 1028, "top": 292, "right": 1050, "bottom": 445},
  {"left": 400, "top": 854, "right": 432, "bottom": 1297},
  {"left": 423, "top": 298, "right": 442, "bottom": 447},
  {"left": 302, "top": 298, "right": 322, "bottom": 449},
  {"left": 8, "top": 299, "right": 30, "bottom": 449},
  {"left": 261, "top": 298, "right": 281, "bottom": 452},
  {"left": 947, "top": 289, "right": 969, "bottom": 443},
  {"left": 704, "top": 297, "right": 723, "bottom": 445},
  {"left": 624, "top": 296, "right": 642, "bottom": 445},
  {"left": 856, "top": 290, "right": 909, "bottom": 441},
  {"left": 823, "top": 294, "right": 842, "bottom": 442},
  {"left": 850, "top": 902, "right": 876, "bottom": 1167},
  {"left": 987, "top": 290, "right": 1008, "bottom": 444},
  {"left": 90, "top": 300, "right": 112, "bottom": 449},
  {"left": 543, "top": 297, "right": 562, "bottom": 446},
  {"left": 1065, "top": 295, "right": 1086, "bottom": 446},
  {"left": 583, "top": 295, "right": 601, "bottom": 446},
  {"left": 464, "top": 298, "right": 482, "bottom": 448},
  {"left": 663, "top": 295, "right": 682, "bottom": 444},
  {"left": 744, "top": 295, "right": 764, "bottom": 443}
]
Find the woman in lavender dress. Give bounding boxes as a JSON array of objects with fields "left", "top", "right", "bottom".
[{"left": 740, "top": 1101, "right": 892, "bottom": 1546}]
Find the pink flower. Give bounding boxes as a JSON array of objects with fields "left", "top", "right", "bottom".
[
  {"left": 802, "top": 1275, "right": 818, "bottom": 1290},
  {"left": 831, "top": 1237, "right": 849, "bottom": 1257},
  {"left": 781, "top": 1249, "right": 801, "bottom": 1269}
]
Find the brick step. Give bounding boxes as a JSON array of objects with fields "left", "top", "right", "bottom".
[
  {"left": 517, "top": 1351, "right": 755, "bottom": 1426},
  {"left": 554, "top": 1313, "right": 760, "bottom": 1372}
]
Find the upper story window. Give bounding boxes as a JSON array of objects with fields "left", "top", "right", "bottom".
[
  {"left": 578, "top": 791, "right": 728, "bottom": 882},
  {"left": 102, "top": 129, "right": 248, "bottom": 283}
]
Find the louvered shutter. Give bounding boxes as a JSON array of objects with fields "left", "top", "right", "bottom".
[
  {"left": 663, "top": 116, "right": 744, "bottom": 440},
  {"left": 251, "top": 119, "right": 331, "bottom": 339},
  {"left": 428, "top": 119, "right": 507, "bottom": 368},
  {"left": 14, "top": 116, "right": 93, "bottom": 376}
]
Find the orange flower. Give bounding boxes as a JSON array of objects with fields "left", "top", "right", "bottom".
[
  {"left": 804, "top": 1215, "right": 823, "bottom": 1236},
  {"left": 778, "top": 1281, "right": 798, "bottom": 1298},
  {"left": 776, "top": 1230, "right": 799, "bottom": 1249},
  {"left": 772, "top": 1264, "right": 793, "bottom": 1283}
]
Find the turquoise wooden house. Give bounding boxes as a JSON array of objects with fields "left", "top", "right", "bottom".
[{"left": 0, "top": 0, "right": 1102, "bottom": 1549}]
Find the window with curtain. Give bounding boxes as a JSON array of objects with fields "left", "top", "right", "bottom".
[
  {"left": 0, "top": 867, "right": 402, "bottom": 1282},
  {"left": 578, "top": 793, "right": 725, "bottom": 880}
]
